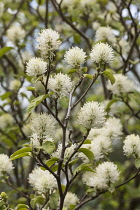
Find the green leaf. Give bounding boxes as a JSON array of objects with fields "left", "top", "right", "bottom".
[
  {"left": 68, "top": 69, "right": 77, "bottom": 74},
  {"left": 0, "top": 47, "right": 13, "bottom": 57},
  {"left": 105, "top": 99, "right": 118, "bottom": 112},
  {"left": 81, "top": 67, "right": 87, "bottom": 73},
  {"left": 83, "top": 74, "right": 93, "bottom": 79},
  {"left": 10, "top": 152, "right": 31, "bottom": 161},
  {"left": 0, "top": 92, "right": 12, "bottom": 100},
  {"left": 41, "top": 141, "right": 55, "bottom": 154},
  {"left": 27, "top": 94, "right": 49, "bottom": 114},
  {"left": 46, "top": 157, "right": 59, "bottom": 167},
  {"left": 79, "top": 148, "right": 94, "bottom": 162},
  {"left": 83, "top": 139, "right": 91, "bottom": 144},
  {"left": 10, "top": 147, "right": 31, "bottom": 158},
  {"left": 27, "top": 87, "right": 36, "bottom": 91},
  {"left": 74, "top": 163, "right": 95, "bottom": 175},
  {"left": 51, "top": 164, "right": 58, "bottom": 172},
  {"left": 135, "top": 159, "right": 140, "bottom": 169},
  {"left": 49, "top": 192, "right": 59, "bottom": 209},
  {"left": 30, "top": 196, "right": 44, "bottom": 209},
  {"left": 15, "top": 204, "right": 29, "bottom": 210},
  {"left": 69, "top": 158, "right": 78, "bottom": 166},
  {"left": 102, "top": 70, "right": 115, "bottom": 85}
]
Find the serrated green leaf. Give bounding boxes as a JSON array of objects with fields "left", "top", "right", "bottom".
[
  {"left": 135, "top": 159, "right": 140, "bottom": 169},
  {"left": 41, "top": 141, "right": 55, "bottom": 154},
  {"left": 0, "top": 47, "right": 13, "bottom": 57},
  {"left": 68, "top": 69, "right": 77, "bottom": 74},
  {"left": 10, "top": 152, "right": 31, "bottom": 161},
  {"left": 83, "top": 74, "right": 93, "bottom": 79},
  {"left": 0, "top": 92, "right": 12, "bottom": 100},
  {"left": 27, "top": 87, "right": 36, "bottom": 91},
  {"left": 102, "top": 70, "right": 115, "bottom": 85},
  {"left": 10, "top": 147, "right": 31, "bottom": 159},
  {"left": 15, "top": 204, "right": 29, "bottom": 210},
  {"left": 79, "top": 148, "right": 94, "bottom": 162},
  {"left": 49, "top": 192, "right": 59, "bottom": 209},
  {"left": 30, "top": 196, "right": 45, "bottom": 209},
  {"left": 74, "top": 163, "right": 95, "bottom": 175},
  {"left": 27, "top": 94, "right": 49, "bottom": 114}
]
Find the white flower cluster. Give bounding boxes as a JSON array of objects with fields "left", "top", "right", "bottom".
[
  {"left": 10, "top": 79, "right": 21, "bottom": 91},
  {"left": 123, "top": 134, "right": 140, "bottom": 158},
  {"left": 0, "top": 154, "right": 14, "bottom": 177},
  {"left": 36, "top": 29, "right": 61, "bottom": 58},
  {"left": 78, "top": 117, "right": 122, "bottom": 161},
  {"left": 82, "top": 162, "right": 120, "bottom": 191},
  {"left": 64, "top": 47, "right": 86, "bottom": 68},
  {"left": 30, "top": 113, "right": 56, "bottom": 148},
  {"left": 107, "top": 74, "right": 134, "bottom": 95},
  {"left": 51, "top": 143, "right": 77, "bottom": 162},
  {"left": 0, "top": 114, "right": 14, "bottom": 130},
  {"left": 64, "top": 192, "right": 79, "bottom": 208},
  {"left": 28, "top": 167, "right": 57, "bottom": 194},
  {"left": 48, "top": 73, "right": 73, "bottom": 98},
  {"left": 26, "top": 57, "right": 47, "bottom": 77},
  {"left": 77, "top": 101, "right": 106, "bottom": 129},
  {"left": 90, "top": 43, "right": 114, "bottom": 64},
  {"left": 6, "top": 25, "right": 25, "bottom": 44},
  {"left": 95, "top": 26, "right": 116, "bottom": 43}
]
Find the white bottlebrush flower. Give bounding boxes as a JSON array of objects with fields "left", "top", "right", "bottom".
[
  {"left": 91, "top": 136, "right": 112, "bottom": 160},
  {"left": 77, "top": 102, "right": 106, "bottom": 129},
  {"left": 48, "top": 73, "right": 73, "bottom": 98},
  {"left": 36, "top": 29, "right": 61, "bottom": 58},
  {"left": 29, "top": 167, "right": 57, "bottom": 194},
  {"left": 0, "top": 114, "right": 14, "bottom": 130},
  {"left": 82, "top": 162, "right": 120, "bottom": 190},
  {"left": 103, "top": 117, "right": 122, "bottom": 141},
  {"left": 95, "top": 26, "right": 116, "bottom": 43},
  {"left": 64, "top": 192, "right": 79, "bottom": 208},
  {"left": 64, "top": 47, "right": 86, "bottom": 68},
  {"left": 26, "top": 57, "right": 47, "bottom": 77},
  {"left": 51, "top": 143, "right": 77, "bottom": 161},
  {"left": 0, "top": 154, "right": 14, "bottom": 177},
  {"left": 90, "top": 43, "right": 114, "bottom": 64},
  {"left": 6, "top": 25, "right": 25, "bottom": 44},
  {"left": 10, "top": 79, "right": 21, "bottom": 91},
  {"left": 123, "top": 134, "right": 140, "bottom": 158},
  {"left": 107, "top": 74, "right": 134, "bottom": 95},
  {"left": 30, "top": 113, "right": 56, "bottom": 139}
]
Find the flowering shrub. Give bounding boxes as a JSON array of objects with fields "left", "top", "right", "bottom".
[{"left": 0, "top": 0, "right": 140, "bottom": 210}]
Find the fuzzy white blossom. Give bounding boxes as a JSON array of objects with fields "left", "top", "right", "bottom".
[
  {"left": 29, "top": 167, "right": 57, "bottom": 194},
  {"left": 77, "top": 102, "right": 106, "bottom": 129},
  {"left": 0, "top": 114, "right": 14, "bottom": 130},
  {"left": 36, "top": 29, "right": 61, "bottom": 58},
  {"left": 95, "top": 27, "right": 116, "bottom": 43},
  {"left": 26, "top": 57, "right": 47, "bottom": 77},
  {"left": 48, "top": 73, "right": 73, "bottom": 98},
  {"left": 6, "top": 25, "right": 25, "bottom": 44},
  {"left": 63, "top": 192, "right": 79, "bottom": 208},
  {"left": 10, "top": 79, "right": 21, "bottom": 91},
  {"left": 107, "top": 74, "right": 134, "bottom": 95},
  {"left": 30, "top": 113, "right": 56, "bottom": 140},
  {"left": 52, "top": 143, "right": 77, "bottom": 161},
  {"left": 64, "top": 47, "right": 86, "bottom": 68},
  {"left": 0, "top": 154, "right": 14, "bottom": 177},
  {"left": 82, "top": 162, "right": 120, "bottom": 190},
  {"left": 91, "top": 136, "right": 112, "bottom": 160},
  {"left": 90, "top": 43, "right": 114, "bottom": 64},
  {"left": 123, "top": 134, "right": 140, "bottom": 158}
]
